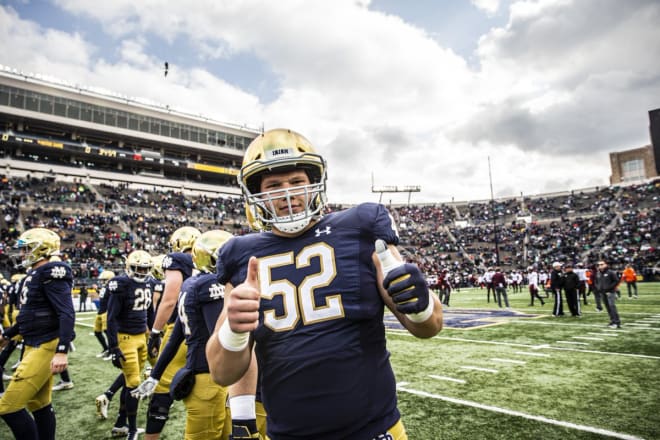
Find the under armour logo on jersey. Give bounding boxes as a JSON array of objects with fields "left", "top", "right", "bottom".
[
  {"left": 162, "top": 256, "right": 173, "bottom": 269},
  {"left": 315, "top": 226, "right": 332, "bottom": 237},
  {"left": 50, "top": 266, "right": 66, "bottom": 279},
  {"left": 209, "top": 283, "right": 224, "bottom": 299}
]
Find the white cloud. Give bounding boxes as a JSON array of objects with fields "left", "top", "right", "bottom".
[
  {"left": 471, "top": 0, "right": 501, "bottom": 15},
  {"left": 1, "top": 0, "right": 658, "bottom": 205}
]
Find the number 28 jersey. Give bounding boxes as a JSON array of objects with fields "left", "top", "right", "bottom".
[
  {"left": 106, "top": 275, "right": 153, "bottom": 347},
  {"left": 217, "top": 202, "right": 401, "bottom": 439}
]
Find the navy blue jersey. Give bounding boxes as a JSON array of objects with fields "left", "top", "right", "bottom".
[
  {"left": 145, "top": 276, "right": 165, "bottom": 329},
  {"left": 151, "top": 273, "right": 224, "bottom": 379},
  {"left": 97, "top": 283, "right": 110, "bottom": 314},
  {"left": 216, "top": 202, "right": 400, "bottom": 439},
  {"left": 106, "top": 275, "right": 153, "bottom": 347},
  {"left": 162, "top": 252, "right": 194, "bottom": 324},
  {"left": 181, "top": 272, "right": 224, "bottom": 373},
  {"left": 15, "top": 261, "right": 75, "bottom": 350}
]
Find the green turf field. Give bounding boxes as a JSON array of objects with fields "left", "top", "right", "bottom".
[{"left": 1, "top": 283, "right": 658, "bottom": 439}]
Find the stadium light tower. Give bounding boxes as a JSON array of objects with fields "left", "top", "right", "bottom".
[{"left": 371, "top": 173, "right": 421, "bottom": 205}]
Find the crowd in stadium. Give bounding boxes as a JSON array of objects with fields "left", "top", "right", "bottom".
[{"left": 0, "top": 173, "right": 658, "bottom": 286}]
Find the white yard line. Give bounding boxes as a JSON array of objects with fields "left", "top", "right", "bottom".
[
  {"left": 429, "top": 375, "right": 466, "bottom": 384},
  {"left": 572, "top": 336, "right": 604, "bottom": 341},
  {"left": 460, "top": 366, "right": 498, "bottom": 373},
  {"left": 514, "top": 351, "right": 550, "bottom": 357},
  {"left": 587, "top": 332, "right": 618, "bottom": 337},
  {"left": 490, "top": 358, "right": 526, "bottom": 365},
  {"left": 555, "top": 341, "right": 589, "bottom": 345},
  {"left": 396, "top": 384, "right": 644, "bottom": 440}
]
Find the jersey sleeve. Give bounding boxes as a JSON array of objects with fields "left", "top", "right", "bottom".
[
  {"left": 43, "top": 263, "right": 76, "bottom": 353},
  {"left": 358, "top": 202, "right": 400, "bottom": 246}
]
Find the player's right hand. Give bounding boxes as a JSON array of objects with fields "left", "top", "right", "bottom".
[
  {"left": 131, "top": 377, "right": 158, "bottom": 400},
  {"left": 226, "top": 256, "right": 261, "bottom": 334},
  {"left": 109, "top": 346, "right": 126, "bottom": 369},
  {"left": 147, "top": 330, "right": 162, "bottom": 358}
]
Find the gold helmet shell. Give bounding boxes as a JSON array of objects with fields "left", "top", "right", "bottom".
[
  {"left": 168, "top": 227, "right": 202, "bottom": 253},
  {"left": 16, "top": 228, "right": 61, "bottom": 268},
  {"left": 150, "top": 254, "right": 166, "bottom": 280},
  {"left": 238, "top": 128, "right": 327, "bottom": 233},
  {"left": 10, "top": 273, "right": 26, "bottom": 283},
  {"left": 98, "top": 270, "right": 116, "bottom": 281},
  {"left": 126, "top": 250, "right": 153, "bottom": 282},
  {"left": 192, "top": 230, "right": 233, "bottom": 273}
]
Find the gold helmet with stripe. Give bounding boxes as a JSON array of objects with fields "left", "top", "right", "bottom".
[
  {"left": 168, "top": 227, "right": 201, "bottom": 253},
  {"left": 15, "top": 228, "right": 61, "bottom": 268},
  {"left": 151, "top": 254, "right": 166, "bottom": 280},
  {"left": 238, "top": 128, "right": 327, "bottom": 233},
  {"left": 98, "top": 270, "right": 116, "bottom": 281},
  {"left": 126, "top": 250, "right": 153, "bottom": 282},
  {"left": 192, "top": 230, "right": 233, "bottom": 273}
]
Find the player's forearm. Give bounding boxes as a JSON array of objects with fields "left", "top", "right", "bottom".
[
  {"left": 151, "top": 297, "right": 177, "bottom": 331},
  {"left": 399, "top": 295, "right": 443, "bottom": 338},
  {"left": 206, "top": 326, "right": 252, "bottom": 386}
]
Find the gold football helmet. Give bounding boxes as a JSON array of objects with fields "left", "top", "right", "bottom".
[
  {"left": 98, "top": 270, "right": 116, "bottom": 281},
  {"left": 126, "top": 250, "right": 153, "bottom": 282},
  {"left": 150, "top": 254, "right": 166, "bottom": 280},
  {"left": 192, "top": 230, "right": 233, "bottom": 273},
  {"left": 15, "top": 228, "right": 61, "bottom": 268},
  {"left": 10, "top": 273, "right": 26, "bottom": 283},
  {"left": 238, "top": 128, "right": 327, "bottom": 233},
  {"left": 168, "top": 227, "right": 202, "bottom": 253}
]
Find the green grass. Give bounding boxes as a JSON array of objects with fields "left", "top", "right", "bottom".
[{"left": 1, "top": 283, "right": 659, "bottom": 439}]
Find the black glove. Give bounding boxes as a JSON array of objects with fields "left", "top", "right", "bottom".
[
  {"left": 383, "top": 263, "right": 430, "bottom": 315},
  {"left": 109, "top": 346, "right": 126, "bottom": 369},
  {"left": 147, "top": 330, "right": 162, "bottom": 359}
]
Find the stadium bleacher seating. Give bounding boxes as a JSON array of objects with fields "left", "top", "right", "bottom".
[{"left": 0, "top": 173, "right": 657, "bottom": 285}]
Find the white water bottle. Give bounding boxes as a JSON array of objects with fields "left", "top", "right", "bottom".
[{"left": 375, "top": 239, "right": 402, "bottom": 275}]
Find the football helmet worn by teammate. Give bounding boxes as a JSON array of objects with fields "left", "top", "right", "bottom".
[
  {"left": 168, "top": 227, "right": 201, "bottom": 253},
  {"left": 98, "top": 270, "right": 116, "bottom": 281},
  {"left": 238, "top": 128, "right": 328, "bottom": 234},
  {"left": 150, "top": 254, "right": 166, "bottom": 281},
  {"left": 15, "top": 227, "right": 61, "bottom": 268},
  {"left": 125, "top": 250, "right": 153, "bottom": 283},
  {"left": 192, "top": 230, "right": 233, "bottom": 273}
]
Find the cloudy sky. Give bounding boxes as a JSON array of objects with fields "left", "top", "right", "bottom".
[{"left": 1, "top": 0, "right": 658, "bottom": 204}]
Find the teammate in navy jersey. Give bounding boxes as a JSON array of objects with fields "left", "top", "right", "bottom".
[
  {"left": 134, "top": 230, "right": 236, "bottom": 438},
  {"left": 207, "top": 128, "right": 443, "bottom": 440},
  {"left": 94, "top": 270, "right": 115, "bottom": 359},
  {"left": 106, "top": 250, "right": 154, "bottom": 440},
  {"left": 145, "top": 227, "right": 199, "bottom": 440},
  {"left": 0, "top": 227, "right": 75, "bottom": 440}
]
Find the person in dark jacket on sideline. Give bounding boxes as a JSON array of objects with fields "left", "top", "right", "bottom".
[
  {"left": 562, "top": 263, "right": 581, "bottom": 317},
  {"left": 550, "top": 262, "right": 565, "bottom": 317},
  {"left": 595, "top": 260, "right": 621, "bottom": 329}
]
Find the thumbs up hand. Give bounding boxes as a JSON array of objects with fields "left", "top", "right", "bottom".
[
  {"left": 376, "top": 240, "right": 433, "bottom": 322},
  {"left": 226, "top": 256, "right": 261, "bottom": 334}
]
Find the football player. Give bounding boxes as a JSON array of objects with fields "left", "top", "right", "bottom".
[
  {"left": 145, "top": 227, "right": 199, "bottom": 440},
  {"left": 106, "top": 250, "right": 154, "bottom": 440},
  {"left": 94, "top": 270, "right": 115, "bottom": 359},
  {"left": 134, "top": 229, "right": 238, "bottom": 439},
  {"left": 206, "top": 128, "right": 443, "bottom": 439},
  {"left": 0, "top": 228, "right": 75, "bottom": 440}
]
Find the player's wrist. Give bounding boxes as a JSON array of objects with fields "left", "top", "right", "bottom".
[
  {"left": 406, "top": 292, "right": 435, "bottom": 323},
  {"left": 217, "top": 319, "right": 250, "bottom": 352},
  {"left": 151, "top": 328, "right": 162, "bottom": 335}
]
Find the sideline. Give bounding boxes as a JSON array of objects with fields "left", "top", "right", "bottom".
[{"left": 397, "top": 383, "right": 645, "bottom": 440}]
